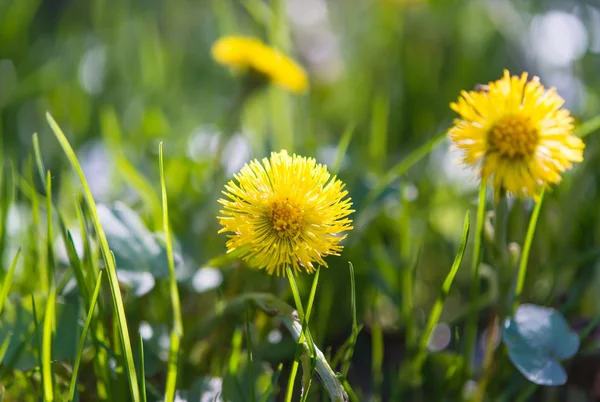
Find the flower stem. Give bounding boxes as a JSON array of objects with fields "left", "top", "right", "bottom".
[
  {"left": 284, "top": 266, "right": 306, "bottom": 402},
  {"left": 494, "top": 194, "right": 510, "bottom": 319},
  {"left": 465, "top": 183, "right": 487, "bottom": 378},
  {"left": 512, "top": 188, "right": 545, "bottom": 314}
]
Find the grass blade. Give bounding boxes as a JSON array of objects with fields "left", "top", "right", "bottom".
[
  {"left": 159, "top": 142, "right": 183, "bottom": 402},
  {"left": 31, "top": 295, "right": 44, "bottom": 381},
  {"left": 75, "top": 196, "right": 112, "bottom": 401},
  {"left": 22, "top": 152, "right": 49, "bottom": 294},
  {"left": 414, "top": 212, "right": 470, "bottom": 375},
  {"left": 139, "top": 333, "right": 147, "bottom": 402},
  {"left": 361, "top": 132, "right": 446, "bottom": 210},
  {"left": 341, "top": 262, "right": 358, "bottom": 378},
  {"left": 0, "top": 332, "right": 12, "bottom": 362},
  {"left": 68, "top": 271, "right": 103, "bottom": 401},
  {"left": 101, "top": 108, "right": 162, "bottom": 229},
  {"left": 332, "top": 124, "right": 355, "bottom": 175},
  {"left": 259, "top": 363, "right": 282, "bottom": 402},
  {"left": 284, "top": 267, "right": 319, "bottom": 402},
  {"left": 228, "top": 328, "right": 243, "bottom": 375},
  {"left": 512, "top": 188, "right": 545, "bottom": 312},
  {"left": 32, "top": 133, "right": 48, "bottom": 188},
  {"left": 42, "top": 287, "right": 56, "bottom": 402},
  {"left": 0, "top": 249, "right": 20, "bottom": 315},
  {"left": 464, "top": 182, "right": 487, "bottom": 377},
  {"left": 575, "top": 114, "right": 600, "bottom": 138},
  {"left": 46, "top": 112, "right": 140, "bottom": 402},
  {"left": 0, "top": 160, "right": 14, "bottom": 273},
  {"left": 45, "top": 171, "right": 55, "bottom": 289},
  {"left": 369, "top": 93, "right": 389, "bottom": 172}
]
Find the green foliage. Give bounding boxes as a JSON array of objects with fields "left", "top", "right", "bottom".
[
  {"left": 503, "top": 304, "right": 579, "bottom": 386},
  {"left": 2, "top": 0, "right": 600, "bottom": 401}
]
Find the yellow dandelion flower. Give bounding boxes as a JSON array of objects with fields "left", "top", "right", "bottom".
[
  {"left": 448, "top": 70, "right": 585, "bottom": 199},
  {"left": 218, "top": 150, "right": 354, "bottom": 276},
  {"left": 211, "top": 35, "right": 308, "bottom": 93}
]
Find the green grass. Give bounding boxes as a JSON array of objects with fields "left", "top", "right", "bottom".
[
  {"left": 67, "top": 271, "right": 103, "bottom": 401},
  {"left": 2, "top": 1, "right": 600, "bottom": 401},
  {"left": 46, "top": 113, "right": 140, "bottom": 402}
]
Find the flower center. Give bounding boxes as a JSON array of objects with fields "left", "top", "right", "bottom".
[
  {"left": 268, "top": 197, "right": 304, "bottom": 238},
  {"left": 488, "top": 114, "right": 539, "bottom": 159}
]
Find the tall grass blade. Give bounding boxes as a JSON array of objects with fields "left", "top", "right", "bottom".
[
  {"left": 259, "top": 363, "right": 282, "bottom": 402},
  {"left": 42, "top": 287, "right": 56, "bottom": 402},
  {"left": 101, "top": 108, "right": 162, "bottom": 229},
  {"left": 32, "top": 133, "right": 48, "bottom": 188},
  {"left": 31, "top": 295, "right": 44, "bottom": 379},
  {"left": 575, "top": 114, "right": 600, "bottom": 138},
  {"left": 512, "top": 188, "right": 545, "bottom": 312},
  {"left": 414, "top": 212, "right": 470, "bottom": 374},
  {"left": 159, "top": 142, "right": 183, "bottom": 402},
  {"left": 0, "top": 161, "right": 14, "bottom": 273},
  {"left": 362, "top": 132, "right": 446, "bottom": 210},
  {"left": 25, "top": 155, "right": 46, "bottom": 292},
  {"left": 68, "top": 271, "right": 103, "bottom": 401},
  {"left": 45, "top": 172, "right": 55, "bottom": 289},
  {"left": 46, "top": 112, "right": 140, "bottom": 402},
  {"left": 228, "top": 328, "right": 243, "bottom": 375},
  {"left": 75, "top": 196, "right": 111, "bottom": 401},
  {"left": 139, "top": 333, "right": 147, "bottom": 402},
  {"left": 0, "top": 332, "right": 12, "bottom": 363},
  {"left": 341, "top": 262, "right": 358, "bottom": 378},
  {"left": 332, "top": 124, "right": 355, "bottom": 175},
  {"left": 465, "top": 183, "right": 487, "bottom": 377},
  {"left": 0, "top": 249, "right": 20, "bottom": 315}
]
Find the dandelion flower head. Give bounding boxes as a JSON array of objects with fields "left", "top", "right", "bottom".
[
  {"left": 211, "top": 36, "right": 308, "bottom": 93},
  {"left": 448, "top": 70, "right": 584, "bottom": 199},
  {"left": 218, "top": 150, "right": 354, "bottom": 276}
]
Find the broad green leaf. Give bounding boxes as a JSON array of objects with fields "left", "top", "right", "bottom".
[
  {"left": 503, "top": 304, "right": 579, "bottom": 386},
  {"left": 97, "top": 202, "right": 183, "bottom": 296}
]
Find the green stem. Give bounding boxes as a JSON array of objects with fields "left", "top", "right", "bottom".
[
  {"left": 465, "top": 183, "right": 487, "bottom": 378},
  {"left": 245, "top": 304, "right": 256, "bottom": 402},
  {"left": 494, "top": 194, "right": 510, "bottom": 319},
  {"left": 473, "top": 195, "right": 510, "bottom": 402},
  {"left": 284, "top": 266, "right": 305, "bottom": 402},
  {"left": 512, "top": 188, "right": 545, "bottom": 313}
]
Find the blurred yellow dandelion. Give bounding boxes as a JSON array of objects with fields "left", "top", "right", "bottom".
[
  {"left": 448, "top": 70, "right": 584, "bottom": 199},
  {"left": 218, "top": 150, "right": 354, "bottom": 276},
  {"left": 211, "top": 35, "right": 308, "bottom": 93}
]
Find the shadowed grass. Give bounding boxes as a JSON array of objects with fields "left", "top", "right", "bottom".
[{"left": 68, "top": 271, "right": 103, "bottom": 401}]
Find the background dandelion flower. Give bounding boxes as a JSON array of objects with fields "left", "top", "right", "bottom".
[
  {"left": 218, "top": 150, "right": 354, "bottom": 276},
  {"left": 448, "top": 70, "right": 584, "bottom": 199},
  {"left": 211, "top": 35, "right": 308, "bottom": 93}
]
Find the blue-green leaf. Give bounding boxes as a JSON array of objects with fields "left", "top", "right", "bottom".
[
  {"left": 97, "top": 202, "right": 183, "bottom": 296},
  {"left": 503, "top": 304, "right": 579, "bottom": 386}
]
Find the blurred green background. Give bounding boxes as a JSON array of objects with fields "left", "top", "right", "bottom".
[{"left": 2, "top": 0, "right": 600, "bottom": 400}]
